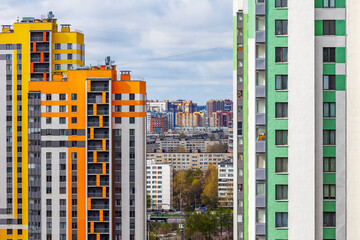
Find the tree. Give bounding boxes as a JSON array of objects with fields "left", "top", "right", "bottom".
[
  {"left": 201, "top": 164, "right": 218, "bottom": 209},
  {"left": 172, "top": 145, "right": 189, "bottom": 153},
  {"left": 216, "top": 207, "right": 233, "bottom": 236},
  {"left": 179, "top": 132, "right": 187, "bottom": 139},
  {"left": 147, "top": 193, "right": 152, "bottom": 209},
  {"left": 184, "top": 212, "right": 217, "bottom": 239},
  {"left": 205, "top": 143, "right": 228, "bottom": 153}
]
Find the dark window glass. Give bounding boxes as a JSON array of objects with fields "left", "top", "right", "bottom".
[
  {"left": 275, "top": 130, "right": 288, "bottom": 145},
  {"left": 275, "top": 75, "right": 288, "bottom": 90},
  {"left": 323, "top": 48, "right": 336, "bottom": 62},
  {"left": 324, "top": 157, "right": 336, "bottom": 172},
  {"left": 275, "top": 102, "right": 288, "bottom": 118},
  {"left": 275, "top": 47, "right": 288, "bottom": 63},
  {"left": 323, "top": 130, "right": 336, "bottom": 145},
  {"left": 323, "top": 75, "right": 336, "bottom": 90},
  {"left": 275, "top": 20, "right": 288, "bottom": 35},
  {"left": 323, "top": 20, "right": 336, "bottom": 35}
]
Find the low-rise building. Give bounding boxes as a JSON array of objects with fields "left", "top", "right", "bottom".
[
  {"left": 218, "top": 159, "right": 234, "bottom": 208},
  {"left": 146, "top": 160, "right": 173, "bottom": 210},
  {"left": 176, "top": 112, "right": 203, "bottom": 127},
  {"left": 146, "top": 152, "right": 232, "bottom": 170},
  {"left": 156, "top": 138, "right": 226, "bottom": 152}
]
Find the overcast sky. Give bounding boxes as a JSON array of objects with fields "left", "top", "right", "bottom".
[{"left": 0, "top": 0, "right": 233, "bottom": 105}]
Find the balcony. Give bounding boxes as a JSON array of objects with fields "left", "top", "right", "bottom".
[
  {"left": 94, "top": 134, "right": 109, "bottom": 139},
  {"left": 88, "top": 169, "right": 109, "bottom": 175},
  {"left": 31, "top": 58, "right": 50, "bottom": 63},
  {"left": 91, "top": 87, "right": 109, "bottom": 92},
  {"left": 88, "top": 157, "right": 109, "bottom": 163},
  {"left": 91, "top": 204, "right": 109, "bottom": 210},
  {"left": 33, "top": 67, "right": 49, "bottom": 73},
  {"left": 88, "top": 192, "right": 109, "bottom": 198},
  {"left": 88, "top": 181, "right": 109, "bottom": 186},
  {"left": 88, "top": 145, "right": 109, "bottom": 151}
]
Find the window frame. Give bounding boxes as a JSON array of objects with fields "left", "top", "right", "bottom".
[
  {"left": 275, "top": 157, "right": 288, "bottom": 173},
  {"left": 275, "top": 130, "right": 288, "bottom": 146},
  {"left": 275, "top": 212, "right": 288, "bottom": 228},
  {"left": 323, "top": 75, "right": 336, "bottom": 90},
  {"left": 275, "top": 0, "right": 287, "bottom": 8},
  {"left": 275, "top": 47, "right": 288, "bottom": 63},
  {"left": 275, "top": 20, "right": 288, "bottom": 36},
  {"left": 323, "top": 102, "right": 336, "bottom": 118},
  {"left": 276, "top": 185, "right": 288, "bottom": 200},
  {"left": 323, "top": 212, "right": 336, "bottom": 227},
  {"left": 323, "top": 47, "right": 336, "bottom": 63},
  {"left": 275, "top": 102, "right": 288, "bottom": 118},
  {"left": 323, "top": 0, "right": 336, "bottom": 8},
  {"left": 323, "top": 157, "right": 336, "bottom": 173},
  {"left": 323, "top": 130, "right": 336, "bottom": 145},
  {"left": 275, "top": 75, "right": 288, "bottom": 90},
  {"left": 323, "top": 20, "right": 336, "bottom": 35}
]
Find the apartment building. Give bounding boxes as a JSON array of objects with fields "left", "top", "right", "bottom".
[
  {"left": 175, "top": 112, "right": 203, "bottom": 127},
  {"left": 218, "top": 159, "right": 234, "bottom": 208},
  {"left": 0, "top": 13, "right": 146, "bottom": 240},
  {"left": 233, "top": 1, "right": 359, "bottom": 239},
  {"left": 146, "top": 152, "right": 232, "bottom": 170},
  {"left": 146, "top": 160, "right": 173, "bottom": 210},
  {"left": 155, "top": 138, "right": 226, "bottom": 152}
]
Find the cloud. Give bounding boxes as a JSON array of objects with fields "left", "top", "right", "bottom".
[{"left": 0, "top": 0, "right": 232, "bottom": 105}]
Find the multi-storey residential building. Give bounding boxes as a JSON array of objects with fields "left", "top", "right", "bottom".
[
  {"left": 212, "top": 111, "right": 233, "bottom": 127},
  {"left": 218, "top": 159, "right": 234, "bottom": 208},
  {"left": 224, "top": 99, "right": 233, "bottom": 112},
  {"left": 0, "top": 13, "right": 146, "bottom": 240},
  {"left": 207, "top": 100, "right": 225, "bottom": 116},
  {"left": 146, "top": 160, "right": 173, "bottom": 210},
  {"left": 233, "top": 1, "right": 359, "bottom": 240},
  {"left": 147, "top": 100, "right": 169, "bottom": 113},
  {"left": 146, "top": 152, "right": 232, "bottom": 170},
  {"left": 170, "top": 100, "right": 197, "bottom": 113},
  {"left": 175, "top": 112, "right": 203, "bottom": 127},
  {"left": 155, "top": 138, "right": 227, "bottom": 152},
  {"left": 150, "top": 116, "right": 168, "bottom": 134}
]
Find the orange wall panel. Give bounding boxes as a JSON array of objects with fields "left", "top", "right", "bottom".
[
  {"left": 40, "top": 52, "right": 44, "bottom": 63},
  {"left": 99, "top": 209, "right": 103, "bottom": 222},
  {"left": 33, "top": 41, "right": 36, "bottom": 52},
  {"left": 93, "top": 103, "right": 97, "bottom": 116},
  {"left": 112, "top": 81, "right": 146, "bottom": 95},
  {"left": 99, "top": 115, "right": 103, "bottom": 128},
  {"left": 87, "top": 198, "right": 91, "bottom": 210},
  {"left": 43, "top": 31, "right": 46, "bottom": 42},
  {"left": 93, "top": 151, "right": 97, "bottom": 163},
  {"left": 102, "top": 186, "right": 106, "bottom": 199}
]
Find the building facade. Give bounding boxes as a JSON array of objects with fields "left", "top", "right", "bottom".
[
  {"left": 150, "top": 117, "right": 168, "bottom": 134},
  {"left": 146, "top": 160, "right": 173, "bottom": 210},
  {"left": 155, "top": 138, "right": 226, "bottom": 152},
  {"left": 218, "top": 159, "right": 234, "bottom": 208},
  {"left": 233, "top": 1, "right": 358, "bottom": 240},
  {"left": 212, "top": 111, "right": 233, "bottom": 127},
  {"left": 146, "top": 152, "right": 232, "bottom": 170},
  {"left": 175, "top": 112, "right": 203, "bottom": 127},
  {"left": 0, "top": 14, "right": 146, "bottom": 240}
]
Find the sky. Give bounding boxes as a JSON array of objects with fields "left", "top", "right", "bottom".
[{"left": 0, "top": 0, "right": 233, "bottom": 105}]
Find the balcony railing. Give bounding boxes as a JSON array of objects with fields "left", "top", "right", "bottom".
[
  {"left": 33, "top": 68, "right": 49, "bottom": 73},
  {"left": 88, "top": 169, "right": 109, "bottom": 174},
  {"left": 91, "top": 87, "right": 109, "bottom": 91},
  {"left": 31, "top": 37, "right": 49, "bottom": 42},
  {"left": 94, "top": 134, "right": 109, "bottom": 139},
  {"left": 88, "top": 181, "right": 109, "bottom": 186},
  {"left": 88, "top": 192, "right": 109, "bottom": 198},
  {"left": 88, "top": 146, "right": 109, "bottom": 151}
]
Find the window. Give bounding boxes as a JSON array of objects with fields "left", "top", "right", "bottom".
[
  {"left": 55, "top": 54, "right": 61, "bottom": 60},
  {"left": 67, "top": 43, "right": 72, "bottom": 49},
  {"left": 59, "top": 94, "right": 66, "bottom": 100},
  {"left": 130, "top": 117, "right": 135, "bottom": 124},
  {"left": 323, "top": 130, "right": 336, "bottom": 145},
  {"left": 256, "top": 209, "right": 266, "bottom": 223},
  {"left": 46, "top": 106, "right": 52, "bottom": 112},
  {"left": 67, "top": 64, "right": 73, "bottom": 70},
  {"left": 276, "top": 157, "right": 288, "bottom": 173},
  {"left": 17, "top": 54, "right": 21, "bottom": 60},
  {"left": 275, "top": 212, "right": 288, "bottom": 228},
  {"left": 72, "top": 117, "right": 77, "bottom": 124},
  {"left": 257, "top": 183, "right": 265, "bottom": 195},
  {"left": 275, "top": 47, "right": 288, "bottom": 63},
  {"left": 129, "top": 105, "right": 135, "bottom": 112},
  {"left": 6, "top": 54, "right": 12, "bottom": 60},
  {"left": 115, "top": 106, "right": 121, "bottom": 112},
  {"left": 59, "top": 117, "right": 66, "bottom": 124},
  {"left": 115, "top": 117, "right": 122, "bottom": 124},
  {"left": 55, "top": 64, "right": 61, "bottom": 70},
  {"left": 324, "top": 102, "right": 336, "bottom": 117},
  {"left": 275, "top": 0, "right": 287, "bottom": 7},
  {"left": 323, "top": 48, "right": 335, "bottom": 63},
  {"left": 323, "top": 0, "right": 335, "bottom": 8},
  {"left": 115, "top": 94, "right": 121, "bottom": 100},
  {"left": 71, "top": 94, "right": 77, "bottom": 100},
  {"left": 6, "top": 44, "right": 12, "bottom": 50},
  {"left": 324, "top": 184, "right": 336, "bottom": 200},
  {"left": 275, "top": 102, "right": 288, "bottom": 118},
  {"left": 59, "top": 106, "right": 66, "bottom": 112},
  {"left": 275, "top": 130, "right": 288, "bottom": 145},
  {"left": 275, "top": 20, "right": 288, "bottom": 35},
  {"left": 46, "top": 117, "right": 52, "bottom": 124},
  {"left": 275, "top": 75, "right": 288, "bottom": 90},
  {"left": 324, "top": 157, "right": 336, "bottom": 172},
  {"left": 71, "top": 105, "right": 77, "bottom": 112},
  {"left": 323, "top": 20, "right": 336, "bottom": 35},
  {"left": 67, "top": 54, "right": 73, "bottom": 60},
  {"left": 55, "top": 43, "right": 61, "bottom": 49},
  {"left": 323, "top": 75, "right": 336, "bottom": 90},
  {"left": 276, "top": 185, "right": 288, "bottom": 200},
  {"left": 323, "top": 212, "right": 336, "bottom": 227},
  {"left": 129, "top": 94, "right": 135, "bottom": 100}
]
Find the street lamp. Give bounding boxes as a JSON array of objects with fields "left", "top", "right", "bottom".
[{"left": 179, "top": 223, "right": 184, "bottom": 240}]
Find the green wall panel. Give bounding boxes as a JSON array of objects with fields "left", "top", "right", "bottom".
[
  {"left": 336, "top": 47, "right": 346, "bottom": 63},
  {"left": 323, "top": 119, "right": 336, "bottom": 130},
  {"left": 323, "top": 146, "right": 336, "bottom": 157},
  {"left": 323, "top": 201, "right": 336, "bottom": 212},
  {"left": 324, "top": 173, "right": 336, "bottom": 184},
  {"left": 336, "top": 20, "right": 346, "bottom": 36},
  {"left": 336, "top": 75, "right": 346, "bottom": 91},
  {"left": 323, "top": 64, "right": 336, "bottom": 75},
  {"left": 315, "top": 20, "right": 323, "bottom": 36},
  {"left": 336, "top": 0, "right": 346, "bottom": 8},
  {"left": 323, "top": 91, "right": 336, "bottom": 102},
  {"left": 323, "top": 228, "right": 336, "bottom": 239}
]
